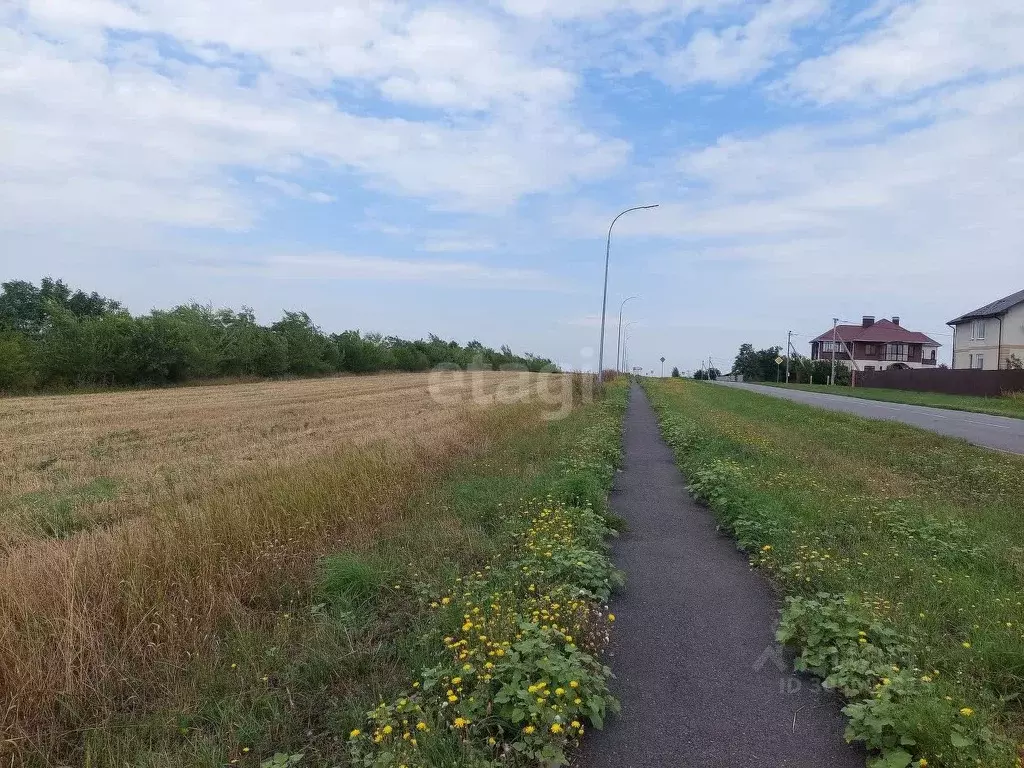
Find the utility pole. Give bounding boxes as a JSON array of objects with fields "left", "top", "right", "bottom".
[
  {"left": 786, "top": 330, "right": 792, "bottom": 383},
  {"left": 830, "top": 318, "right": 838, "bottom": 386}
]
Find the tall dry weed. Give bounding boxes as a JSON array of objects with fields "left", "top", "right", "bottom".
[{"left": 0, "top": 395, "right": 546, "bottom": 761}]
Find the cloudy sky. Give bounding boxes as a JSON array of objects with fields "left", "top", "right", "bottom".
[{"left": 3, "top": 0, "right": 1022, "bottom": 374}]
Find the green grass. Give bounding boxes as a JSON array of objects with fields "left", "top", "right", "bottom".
[
  {"left": 645, "top": 379, "right": 1024, "bottom": 768},
  {"left": 65, "top": 388, "right": 626, "bottom": 768},
  {"left": 13, "top": 476, "right": 119, "bottom": 537},
  {"left": 763, "top": 382, "right": 1024, "bottom": 420}
]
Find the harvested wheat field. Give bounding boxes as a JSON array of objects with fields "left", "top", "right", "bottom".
[
  {"left": 0, "top": 371, "right": 577, "bottom": 760},
  {"left": 0, "top": 371, "right": 568, "bottom": 547}
]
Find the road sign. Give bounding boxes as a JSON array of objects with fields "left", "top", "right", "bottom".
[
  {"left": 775, "top": 356, "right": 784, "bottom": 365},
  {"left": 660, "top": 356, "right": 665, "bottom": 363}
]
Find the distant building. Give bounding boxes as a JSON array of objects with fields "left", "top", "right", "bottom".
[
  {"left": 947, "top": 289, "right": 1024, "bottom": 370},
  {"left": 809, "top": 316, "right": 941, "bottom": 372}
]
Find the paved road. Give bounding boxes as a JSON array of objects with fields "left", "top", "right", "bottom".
[
  {"left": 718, "top": 382, "right": 1024, "bottom": 455},
  {"left": 579, "top": 386, "right": 862, "bottom": 768}
]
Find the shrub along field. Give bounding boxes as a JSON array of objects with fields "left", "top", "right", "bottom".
[
  {"left": 763, "top": 383, "right": 1024, "bottom": 420},
  {"left": 0, "top": 371, "right": 602, "bottom": 765},
  {"left": 645, "top": 379, "right": 1024, "bottom": 768}
]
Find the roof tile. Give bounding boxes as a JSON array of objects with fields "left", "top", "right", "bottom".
[
  {"left": 948, "top": 288, "right": 1024, "bottom": 325},
  {"left": 810, "top": 319, "right": 939, "bottom": 346}
]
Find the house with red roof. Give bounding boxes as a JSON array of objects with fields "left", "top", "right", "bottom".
[{"left": 809, "top": 316, "right": 941, "bottom": 372}]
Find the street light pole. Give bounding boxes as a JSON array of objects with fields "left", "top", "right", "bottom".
[
  {"left": 598, "top": 205, "right": 658, "bottom": 383},
  {"left": 622, "top": 323, "right": 638, "bottom": 375},
  {"left": 616, "top": 295, "right": 639, "bottom": 373}
]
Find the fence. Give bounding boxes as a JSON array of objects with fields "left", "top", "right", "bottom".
[{"left": 856, "top": 368, "right": 1024, "bottom": 396}]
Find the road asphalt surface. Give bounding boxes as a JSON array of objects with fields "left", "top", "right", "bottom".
[
  {"left": 579, "top": 386, "right": 863, "bottom": 768},
  {"left": 718, "top": 382, "right": 1024, "bottom": 455}
]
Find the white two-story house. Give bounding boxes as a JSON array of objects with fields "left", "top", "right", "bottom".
[{"left": 947, "top": 289, "right": 1024, "bottom": 370}]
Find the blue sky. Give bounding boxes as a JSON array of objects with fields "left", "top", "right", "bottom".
[{"left": 2, "top": 0, "right": 1022, "bottom": 374}]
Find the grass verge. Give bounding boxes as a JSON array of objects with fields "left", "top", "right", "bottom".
[
  {"left": 644, "top": 379, "right": 1024, "bottom": 768},
  {"left": 762, "top": 383, "right": 1024, "bottom": 420},
  {"left": 29, "top": 384, "right": 626, "bottom": 767}
]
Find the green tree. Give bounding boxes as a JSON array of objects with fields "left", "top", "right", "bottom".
[
  {"left": 0, "top": 278, "right": 561, "bottom": 393},
  {"left": 272, "top": 311, "right": 336, "bottom": 376},
  {"left": 733, "top": 343, "right": 783, "bottom": 381},
  {"left": 217, "top": 308, "right": 289, "bottom": 377},
  {"left": 0, "top": 278, "right": 121, "bottom": 335},
  {"left": 0, "top": 331, "right": 35, "bottom": 391}
]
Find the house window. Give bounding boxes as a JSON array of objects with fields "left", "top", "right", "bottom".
[
  {"left": 821, "top": 341, "right": 844, "bottom": 353},
  {"left": 865, "top": 344, "right": 877, "bottom": 355},
  {"left": 864, "top": 366, "right": 876, "bottom": 372},
  {"left": 974, "top": 355, "right": 984, "bottom": 370},
  {"left": 885, "top": 343, "right": 908, "bottom": 361},
  {"left": 972, "top": 320, "right": 986, "bottom": 340}
]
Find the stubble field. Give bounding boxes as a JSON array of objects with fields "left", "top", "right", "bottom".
[{"left": 0, "top": 371, "right": 573, "bottom": 761}]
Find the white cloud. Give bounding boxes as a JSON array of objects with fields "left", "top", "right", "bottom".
[
  {"left": 788, "top": 0, "right": 1024, "bottom": 102},
  {"left": 499, "top": 0, "right": 675, "bottom": 19},
  {"left": 421, "top": 237, "right": 498, "bottom": 253},
  {"left": 217, "top": 252, "right": 558, "bottom": 288},
  {"left": 255, "top": 176, "right": 336, "bottom": 204},
  {"left": 20, "top": 0, "right": 576, "bottom": 112},
  {"left": 0, "top": 8, "right": 630, "bottom": 237},
  {"left": 574, "top": 74, "right": 1024, "bottom": 294},
  {"left": 662, "top": 0, "right": 827, "bottom": 86}
]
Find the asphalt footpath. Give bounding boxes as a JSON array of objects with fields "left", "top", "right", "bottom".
[{"left": 578, "top": 385, "right": 864, "bottom": 768}]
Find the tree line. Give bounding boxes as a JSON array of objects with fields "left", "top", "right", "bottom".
[
  {"left": 0, "top": 278, "right": 558, "bottom": 393},
  {"left": 730, "top": 342, "right": 850, "bottom": 384}
]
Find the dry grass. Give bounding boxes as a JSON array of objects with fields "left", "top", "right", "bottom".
[
  {"left": 0, "top": 372, "right": 564, "bottom": 546},
  {"left": 0, "top": 371, "right": 572, "bottom": 761}
]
